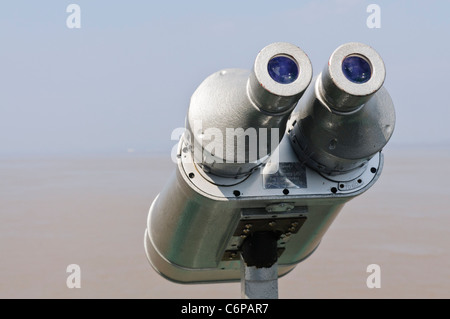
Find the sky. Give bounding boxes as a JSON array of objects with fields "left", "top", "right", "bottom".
[{"left": 0, "top": 0, "right": 449, "bottom": 156}]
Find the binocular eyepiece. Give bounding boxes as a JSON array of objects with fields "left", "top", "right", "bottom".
[{"left": 319, "top": 42, "right": 386, "bottom": 111}]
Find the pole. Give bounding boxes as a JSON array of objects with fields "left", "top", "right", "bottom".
[{"left": 240, "top": 232, "right": 279, "bottom": 299}]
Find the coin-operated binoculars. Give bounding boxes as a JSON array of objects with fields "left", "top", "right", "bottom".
[{"left": 144, "top": 42, "right": 395, "bottom": 299}]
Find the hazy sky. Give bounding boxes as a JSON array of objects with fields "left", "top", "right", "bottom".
[{"left": 1, "top": 0, "right": 449, "bottom": 156}]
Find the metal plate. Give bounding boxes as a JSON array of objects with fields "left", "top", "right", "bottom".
[
  {"left": 263, "top": 162, "right": 307, "bottom": 189},
  {"left": 234, "top": 217, "right": 307, "bottom": 237},
  {"left": 221, "top": 216, "right": 307, "bottom": 261}
]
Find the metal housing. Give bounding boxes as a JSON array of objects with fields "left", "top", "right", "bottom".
[
  {"left": 186, "top": 42, "right": 312, "bottom": 178},
  {"left": 145, "top": 135, "right": 383, "bottom": 283},
  {"left": 144, "top": 41, "right": 394, "bottom": 285}
]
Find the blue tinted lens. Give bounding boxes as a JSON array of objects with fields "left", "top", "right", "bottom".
[
  {"left": 342, "top": 55, "right": 371, "bottom": 84},
  {"left": 268, "top": 56, "right": 299, "bottom": 84}
]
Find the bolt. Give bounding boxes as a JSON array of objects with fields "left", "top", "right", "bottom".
[
  {"left": 245, "top": 224, "right": 252, "bottom": 229},
  {"left": 243, "top": 229, "right": 250, "bottom": 234},
  {"left": 269, "top": 221, "right": 276, "bottom": 227}
]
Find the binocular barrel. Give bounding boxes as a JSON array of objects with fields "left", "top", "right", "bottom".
[
  {"left": 186, "top": 42, "right": 312, "bottom": 178},
  {"left": 289, "top": 42, "right": 395, "bottom": 176}
]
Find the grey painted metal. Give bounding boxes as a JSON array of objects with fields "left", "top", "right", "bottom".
[
  {"left": 248, "top": 42, "right": 313, "bottom": 113},
  {"left": 144, "top": 41, "right": 395, "bottom": 285},
  {"left": 289, "top": 42, "right": 395, "bottom": 176},
  {"left": 241, "top": 255, "right": 278, "bottom": 299},
  {"left": 319, "top": 42, "right": 386, "bottom": 112},
  {"left": 144, "top": 134, "right": 383, "bottom": 283},
  {"left": 186, "top": 42, "right": 312, "bottom": 178}
]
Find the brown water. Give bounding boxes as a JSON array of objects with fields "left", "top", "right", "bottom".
[{"left": 0, "top": 149, "right": 449, "bottom": 298}]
